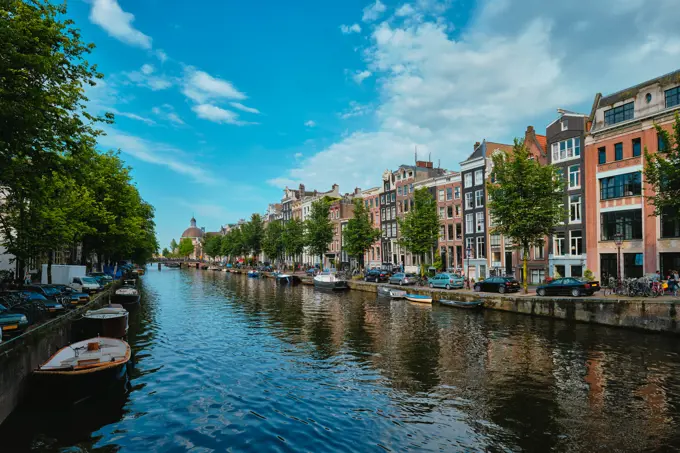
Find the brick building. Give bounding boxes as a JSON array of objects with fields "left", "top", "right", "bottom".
[
  {"left": 433, "top": 172, "right": 463, "bottom": 272},
  {"left": 360, "top": 187, "right": 382, "bottom": 268}
]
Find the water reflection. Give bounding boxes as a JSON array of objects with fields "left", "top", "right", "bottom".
[{"left": 2, "top": 268, "right": 680, "bottom": 452}]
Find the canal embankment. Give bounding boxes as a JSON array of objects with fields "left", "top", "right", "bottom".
[
  {"left": 0, "top": 285, "right": 116, "bottom": 425},
  {"left": 228, "top": 269, "right": 680, "bottom": 335}
]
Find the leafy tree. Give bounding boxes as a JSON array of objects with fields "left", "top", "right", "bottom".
[
  {"left": 398, "top": 188, "right": 440, "bottom": 274},
  {"left": 203, "top": 235, "right": 222, "bottom": 261},
  {"left": 644, "top": 113, "right": 680, "bottom": 220},
  {"left": 170, "top": 239, "right": 178, "bottom": 253},
  {"left": 242, "top": 214, "right": 264, "bottom": 260},
  {"left": 305, "top": 199, "right": 334, "bottom": 265},
  {"left": 486, "top": 138, "right": 565, "bottom": 293},
  {"left": 282, "top": 217, "right": 305, "bottom": 266},
  {"left": 162, "top": 247, "right": 170, "bottom": 257},
  {"left": 343, "top": 199, "right": 379, "bottom": 270},
  {"left": 178, "top": 238, "right": 195, "bottom": 259},
  {"left": 262, "top": 220, "right": 285, "bottom": 266},
  {"left": 221, "top": 228, "right": 246, "bottom": 262}
]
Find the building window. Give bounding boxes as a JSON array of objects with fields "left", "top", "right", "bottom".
[
  {"left": 465, "top": 214, "right": 473, "bottom": 234},
  {"left": 439, "top": 207, "right": 445, "bottom": 219},
  {"left": 476, "top": 236, "right": 486, "bottom": 259},
  {"left": 454, "top": 187, "right": 461, "bottom": 199},
  {"left": 474, "top": 170, "right": 483, "bottom": 186},
  {"left": 391, "top": 206, "right": 396, "bottom": 219},
  {"left": 569, "top": 195, "right": 581, "bottom": 223},
  {"left": 447, "top": 224, "right": 454, "bottom": 241},
  {"left": 464, "top": 173, "right": 473, "bottom": 188},
  {"left": 600, "top": 171, "right": 641, "bottom": 200},
  {"left": 439, "top": 225, "right": 445, "bottom": 240},
  {"left": 475, "top": 190, "right": 484, "bottom": 208},
  {"left": 569, "top": 230, "right": 583, "bottom": 256},
  {"left": 554, "top": 232, "right": 565, "bottom": 256},
  {"left": 438, "top": 189, "right": 445, "bottom": 201},
  {"left": 456, "top": 223, "right": 462, "bottom": 239},
  {"left": 598, "top": 147, "right": 606, "bottom": 164},
  {"left": 391, "top": 224, "right": 397, "bottom": 237},
  {"left": 550, "top": 137, "right": 581, "bottom": 163},
  {"left": 604, "top": 102, "right": 634, "bottom": 126},
  {"left": 475, "top": 212, "right": 485, "bottom": 232},
  {"left": 380, "top": 195, "right": 385, "bottom": 205},
  {"left": 531, "top": 269, "right": 546, "bottom": 284},
  {"left": 455, "top": 205, "right": 461, "bottom": 217},
  {"left": 446, "top": 187, "right": 453, "bottom": 200},
  {"left": 409, "top": 184, "right": 413, "bottom": 192},
  {"left": 465, "top": 237, "right": 474, "bottom": 257},
  {"left": 561, "top": 119, "right": 568, "bottom": 131},
  {"left": 658, "top": 133, "right": 667, "bottom": 152},
  {"left": 614, "top": 142, "right": 623, "bottom": 161},
  {"left": 465, "top": 192, "right": 474, "bottom": 210},
  {"left": 447, "top": 205, "right": 453, "bottom": 219},
  {"left": 397, "top": 186, "right": 402, "bottom": 196},
  {"left": 490, "top": 234, "right": 501, "bottom": 247},
  {"left": 568, "top": 165, "right": 580, "bottom": 189},
  {"left": 381, "top": 208, "right": 385, "bottom": 221},
  {"left": 391, "top": 192, "right": 396, "bottom": 202},
  {"left": 632, "top": 138, "right": 641, "bottom": 157},
  {"left": 534, "top": 245, "right": 545, "bottom": 260},
  {"left": 661, "top": 207, "right": 680, "bottom": 238},
  {"left": 665, "top": 86, "right": 680, "bottom": 108},
  {"left": 403, "top": 200, "right": 409, "bottom": 212},
  {"left": 601, "top": 209, "right": 643, "bottom": 241}
]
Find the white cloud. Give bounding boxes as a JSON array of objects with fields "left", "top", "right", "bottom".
[
  {"left": 304, "top": 120, "right": 316, "bottom": 127},
  {"left": 340, "top": 23, "right": 362, "bottom": 34},
  {"left": 192, "top": 104, "right": 255, "bottom": 126},
  {"left": 155, "top": 49, "right": 168, "bottom": 63},
  {"left": 115, "top": 111, "right": 156, "bottom": 125},
  {"left": 229, "top": 102, "right": 261, "bottom": 114},
  {"left": 124, "top": 64, "right": 172, "bottom": 91},
  {"left": 182, "top": 68, "right": 247, "bottom": 103},
  {"left": 271, "top": 0, "right": 680, "bottom": 191},
  {"left": 339, "top": 101, "right": 372, "bottom": 119},
  {"left": 294, "top": 152, "right": 303, "bottom": 160},
  {"left": 98, "top": 128, "right": 218, "bottom": 185},
  {"left": 353, "top": 70, "right": 372, "bottom": 84},
  {"left": 141, "top": 64, "right": 154, "bottom": 75},
  {"left": 152, "top": 104, "right": 185, "bottom": 125},
  {"left": 362, "top": 0, "right": 387, "bottom": 22},
  {"left": 395, "top": 4, "right": 415, "bottom": 16},
  {"left": 89, "top": 0, "right": 152, "bottom": 49}
]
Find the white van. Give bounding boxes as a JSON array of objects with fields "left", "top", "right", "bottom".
[{"left": 71, "top": 276, "right": 101, "bottom": 293}]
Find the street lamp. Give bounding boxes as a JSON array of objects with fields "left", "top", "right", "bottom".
[
  {"left": 466, "top": 245, "right": 472, "bottom": 289},
  {"left": 614, "top": 232, "right": 623, "bottom": 284}
]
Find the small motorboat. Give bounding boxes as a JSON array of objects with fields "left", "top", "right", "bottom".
[
  {"left": 276, "top": 274, "right": 301, "bottom": 285},
  {"left": 405, "top": 294, "right": 433, "bottom": 304},
  {"left": 247, "top": 270, "right": 259, "bottom": 278},
  {"left": 33, "top": 337, "right": 131, "bottom": 400},
  {"left": 165, "top": 262, "right": 180, "bottom": 268},
  {"left": 207, "top": 265, "right": 221, "bottom": 271},
  {"left": 313, "top": 273, "right": 348, "bottom": 290},
  {"left": 82, "top": 305, "right": 129, "bottom": 338},
  {"left": 439, "top": 299, "right": 484, "bottom": 309},
  {"left": 377, "top": 286, "right": 407, "bottom": 299},
  {"left": 112, "top": 280, "right": 140, "bottom": 306}
]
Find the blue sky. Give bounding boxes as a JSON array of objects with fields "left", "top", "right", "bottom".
[{"left": 70, "top": 0, "right": 680, "bottom": 249}]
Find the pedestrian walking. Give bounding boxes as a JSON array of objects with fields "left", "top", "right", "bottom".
[
  {"left": 24, "top": 271, "right": 31, "bottom": 286},
  {"left": 668, "top": 271, "right": 678, "bottom": 297}
]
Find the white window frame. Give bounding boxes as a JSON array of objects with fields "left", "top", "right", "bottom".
[
  {"left": 561, "top": 119, "right": 568, "bottom": 131},
  {"left": 474, "top": 170, "right": 483, "bottom": 186},
  {"left": 454, "top": 187, "right": 461, "bottom": 199},
  {"left": 438, "top": 189, "right": 445, "bottom": 201},
  {"left": 475, "top": 190, "right": 484, "bottom": 208},
  {"left": 551, "top": 137, "right": 581, "bottom": 163},
  {"left": 569, "top": 195, "right": 582, "bottom": 224},
  {"left": 476, "top": 236, "right": 486, "bottom": 259},
  {"left": 570, "top": 230, "right": 583, "bottom": 256},
  {"left": 465, "top": 192, "right": 473, "bottom": 210},
  {"left": 568, "top": 164, "right": 580, "bottom": 190},
  {"left": 465, "top": 214, "right": 473, "bottom": 234},
  {"left": 464, "top": 173, "right": 472, "bottom": 188},
  {"left": 475, "top": 212, "right": 485, "bottom": 233},
  {"left": 554, "top": 232, "right": 565, "bottom": 256},
  {"left": 439, "top": 207, "right": 445, "bottom": 219},
  {"left": 533, "top": 245, "right": 544, "bottom": 260}
]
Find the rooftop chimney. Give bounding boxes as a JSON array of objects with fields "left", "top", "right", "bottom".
[{"left": 416, "top": 160, "right": 428, "bottom": 168}]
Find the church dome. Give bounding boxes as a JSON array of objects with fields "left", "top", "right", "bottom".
[{"left": 181, "top": 217, "right": 203, "bottom": 238}]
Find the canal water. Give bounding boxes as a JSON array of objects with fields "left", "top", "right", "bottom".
[{"left": 3, "top": 268, "right": 680, "bottom": 452}]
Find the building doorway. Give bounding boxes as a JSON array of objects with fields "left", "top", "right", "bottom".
[
  {"left": 661, "top": 253, "right": 680, "bottom": 277},
  {"left": 624, "top": 253, "right": 643, "bottom": 278},
  {"left": 505, "top": 251, "right": 513, "bottom": 276},
  {"left": 600, "top": 253, "right": 617, "bottom": 282}
]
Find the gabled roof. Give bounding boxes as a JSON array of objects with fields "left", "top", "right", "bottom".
[
  {"left": 535, "top": 134, "right": 547, "bottom": 151},
  {"left": 599, "top": 68, "right": 680, "bottom": 107}
]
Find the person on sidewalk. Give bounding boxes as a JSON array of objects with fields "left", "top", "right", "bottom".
[{"left": 668, "top": 272, "right": 678, "bottom": 297}]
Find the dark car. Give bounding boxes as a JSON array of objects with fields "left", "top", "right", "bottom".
[
  {"left": 0, "top": 291, "right": 48, "bottom": 325},
  {"left": 23, "top": 285, "right": 69, "bottom": 304},
  {"left": 474, "top": 276, "right": 520, "bottom": 294},
  {"left": 50, "top": 284, "right": 90, "bottom": 307},
  {"left": 15, "top": 291, "right": 65, "bottom": 317},
  {"left": 0, "top": 303, "right": 30, "bottom": 337},
  {"left": 536, "top": 278, "right": 600, "bottom": 297},
  {"left": 88, "top": 272, "right": 113, "bottom": 286},
  {"left": 364, "top": 269, "right": 389, "bottom": 283}
]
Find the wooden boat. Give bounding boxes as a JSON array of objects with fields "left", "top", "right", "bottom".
[
  {"left": 405, "top": 294, "right": 433, "bottom": 304},
  {"left": 247, "top": 270, "right": 259, "bottom": 278},
  {"left": 377, "top": 286, "right": 407, "bottom": 299},
  {"left": 112, "top": 280, "right": 140, "bottom": 306},
  {"left": 33, "top": 337, "right": 131, "bottom": 400},
  {"left": 313, "top": 273, "right": 348, "bottom": 290},
  {"left": 439, "top": 299, "right": 484, "bottom": 309},
  {"left": 276, "top": 274, "right": 301, "bottom": 285},
  {"left": 207, "top": 266, "right": 221, "bottom": 271},
  {"left": 82, "top": 305, "right": 129, "bottom": 338}
]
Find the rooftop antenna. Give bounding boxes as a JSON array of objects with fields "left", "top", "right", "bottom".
[
  {"left": 428, "top": 152, "right": 431, "bottom": 163},
  {"left": 414, "top": 145, "right": 418, "bottom": 165}
]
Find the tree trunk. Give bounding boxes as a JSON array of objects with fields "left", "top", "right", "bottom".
[
  {"left": 47, "top": 250, "right": 53, "bottom": 284},
  {"left": 523, "top": 248, "right": 528, "bottom": 294}
]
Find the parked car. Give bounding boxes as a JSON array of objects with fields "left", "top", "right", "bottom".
[
  {"left": 364, "top": 269, "right": 389, "bottom": 283},
  {"left": 88, "top": 272, "right": 113, "bottom": 286},
  {"left": 23, "top": 285, "right": 69, "bottom": 304},
  {"left": 389, "top": 273, "right": 418, "bottom": 286},
  {"left": 70, "top": 276, "right": 101, "bottom": 293},
  {"left": 50, "top": 284, "right": 90, "bottom": 306},
  {"left": 474, "top": 277, "right": 521, "bottom": 294},
  {"left": 0, "top": 303, "right": 30, "bottom": 337},
  {"left": 0, "top": 291, "right": 48, "bottom": 325},
  {"left": 536, "top": 278, "right": 600, "bottom": 297},
  {"left": 428, "top": 273, "right": 465, "bottom": 290},
  {"left": 15, "top": 291, "right": 65, "bottom": 317}
]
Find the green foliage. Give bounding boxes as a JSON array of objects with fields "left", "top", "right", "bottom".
[
  {"left": 221, "top": 228, "right": 246, "bottom": 261},
  {"left": 282, "top": 218, "right": 305, "bottom": 262},
  {"left": 342, "top": 199, "right": 379, "bottom": 268},
  {"left": 162, "top": 247, "right": 170, "bottom": 257},
  {"left": 170, "top": 239, "right": 178, "bottom": 253},
  {"left": 242, "top": 214, "right": 264, "bottom": 258},
  {"left": 487, "top": 139, "right": 565, "bottom": 293},
  {"left": 203, "top": 235, "right": 222, "bottom": 260},
  {"left": 262, "top": 220, "right": 285, "bottom": 264},
  {"left": 433, "top": 251, "right": 443, "bottom": 271},
  {"left": 583, "top": 268, "right": 594, "bottom": 282},
  {"left": 397, "top": 188, "right": 439, "bottom": 262},
  {"left": 644, "top": 113, "right": 680, "bottom": 219},
  {"left": 178, "top": 238, "right": 195, "bottom": 258},
  {"left": 305, "top": 199, "right": 334, "bottom": 262}
]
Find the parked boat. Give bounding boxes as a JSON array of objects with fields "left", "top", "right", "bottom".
[
  {"left": 405, "top": 294, "right": 433, "bottom": 304},
  {"left": 313, "top": 273, "right": 349, "bottom": 290},
  {"left": 247, "top": 270, "right": 259, "bottom": 278},
  {"left": 439, "top": 299, "right": 484, "bottom": 309},
  {"left": 33, "top": 337, "right": 131, "bottom": 400},
  {"left": 207, "top": 266, "right": 221, "bottom": 271},
  {"left": 112, "top": 280, "right": 140, "bottom": 306},
  {"left": 377, "top": 286, "right": 407, "bottom": 299},
  {"left": 165, "top": 262, "right": 180, "bottom": 268},
  {"left": 276, "top": 274, "right": 301, "bottom": 285},
  {"left": 82, "top": 305, "right": 129, "bottom": 338}
]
